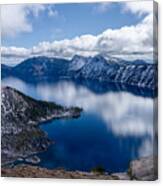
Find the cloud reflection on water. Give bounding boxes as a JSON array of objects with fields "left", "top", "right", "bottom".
[
  {"left": 2, "top": 78, "right": 156, "bottom": 158},
  {"left": 36, "top": 81, "right": 154, "bottom": 138}
]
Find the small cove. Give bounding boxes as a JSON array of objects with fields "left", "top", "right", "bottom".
[{"left": 2, "top": 77, "right": 155, "bottom": 173}]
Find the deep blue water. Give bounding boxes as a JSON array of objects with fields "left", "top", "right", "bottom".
[
  {"left": 38, "top": 113, "right": 149, "bottom": 173},
  {"left": 2, "top": 77, "right": 155, "bottom": 173}
]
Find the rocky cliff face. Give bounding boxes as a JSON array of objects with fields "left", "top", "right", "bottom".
[
  {"left": 73, "top": 55, "right": 157, "bottom": 90},
  {"left": 1, "top": 55, "right": 158, "bottom": 89},
  {"left": 1, "top": 86, "right": 82, "bottom": 165}
]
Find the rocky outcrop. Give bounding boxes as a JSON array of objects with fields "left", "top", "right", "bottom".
[
  {"left": 1, "top": 156, "right": 158, "bottom": 180},
  {"left": 128, "top": 156, "right": 158, "bottom": 181},
  {"left": 24, "top": 156, "right": 41, "bottom": 164},
  {"left": 111, "top": 172, "right": 130, "bottom": 180},
  {"left": 1, "top": 86, "right": 82, "bottom": 165}
]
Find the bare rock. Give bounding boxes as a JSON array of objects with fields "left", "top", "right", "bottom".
[
  {"left": 111, "top": 172, "right": 130, "bottom": 180},
  {"left": 1, "top": 86, "right": 82, "bottom": 165},
  {"left": 25, "top": 156, "right": 41, "bottom": 164},
  {"left": 129, "top": 156, "right": 158, "bottom": 181}
]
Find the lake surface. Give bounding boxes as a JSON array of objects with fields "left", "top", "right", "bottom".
[{"left": 2, "top": 77, "right": 156, "bottom": 173}]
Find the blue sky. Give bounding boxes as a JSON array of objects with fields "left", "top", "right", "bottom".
[
  {"left": 1, "top": 1, "right": 155, "bottom": 65},
  {"left": 2, "top": 3, "right": 144, "bottom": 48}
]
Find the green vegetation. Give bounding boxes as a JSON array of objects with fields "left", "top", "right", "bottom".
[
  {"left": 91, "top": 166, "right": 105, "bottom": 174},
  {"left": 73, "top": 107, "right": 83, "bottom": 112}
]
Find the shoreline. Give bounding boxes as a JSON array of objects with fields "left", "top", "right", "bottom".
[
  {"left": 1, "top": 86, "right": 82, "bottom": 166},
  {"left": 1, "top": 87, "right": 157, "bottom": 181},
  {"left": 1, "top": 156, "right": 158, "bottom": 181},
  {"left": 1, "top": 112, "right": 82, "bottom": 167}
]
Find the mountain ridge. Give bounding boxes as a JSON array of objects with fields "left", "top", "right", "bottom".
[{"left": 1, "top": 55, "right": 157, "bottom": 89}]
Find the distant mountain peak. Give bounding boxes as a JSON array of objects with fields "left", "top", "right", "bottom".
[
  {"left": 72, "top": 54, "right": 82, "bottom": 59},
  {"left": 70, "top": 55, "right": 88, "bottom": 71},
  {"left": 71, "top": 55, "right": 88, "bottom": 61},
  {"left": 91, "top": 54, "right": 107, "bottom": 63}
]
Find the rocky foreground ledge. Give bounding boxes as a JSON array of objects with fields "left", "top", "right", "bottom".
[
  {"left": 1, "top": 156, "right": 157, "bottom": 181},
  {"left": 1, "top": 86, "right": 82, "bottom": 165}
]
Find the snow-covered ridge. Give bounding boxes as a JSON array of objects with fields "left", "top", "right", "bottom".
[
  {"left": 1, "top": 86, "right": 82, "bottom": 165},
  {"left": 75, "top": 56, "right": 157, "bottom": 89},
  {"left": 1, "top": 55, "right": 158, "bottom": 89}
]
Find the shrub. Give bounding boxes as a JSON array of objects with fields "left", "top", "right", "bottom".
[{"left": 91, "top": 166, "right": 105, "bottom": 174}]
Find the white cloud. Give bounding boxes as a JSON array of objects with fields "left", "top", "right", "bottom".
[
  {"left": 138, "top": 139, "right": 153, "bottom": 158},
  {"left": 1, "top": 1, "right": 155, "bottom": 65},
  {"left": 26, "top": 4, "right": 46, "bottom": 17},
  {"left": 1, "top": 46, "right": 30, "bottom": 58},
  {"left": 0, "top": 4, "right": 58, "bottom": 37},
  {"left": 2, "top": 78, "right": 154, "bottom": 139},
  {"left": 43, "top": 81, "right": 153, "bottom": 138},
  {"left": 1, "top": 46, "right": 30, "bottom": 66},
  {"left": 94, "top": 1, "right": 153, "bottom": 15},
  {"left": 94, "top": 2, "right": 112, "bottom": 13},
  {"left": 123, "top": 1, "right": 153, "bottom": 16},
  {"left": 1, "top": 5, "right": 32, "bottom": 37},
  {"left": 99, "top": 15, "right": 152, "bottom": 51},
  {"left": 47, "top": 5, "right": 58, "bottom": 17}
]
